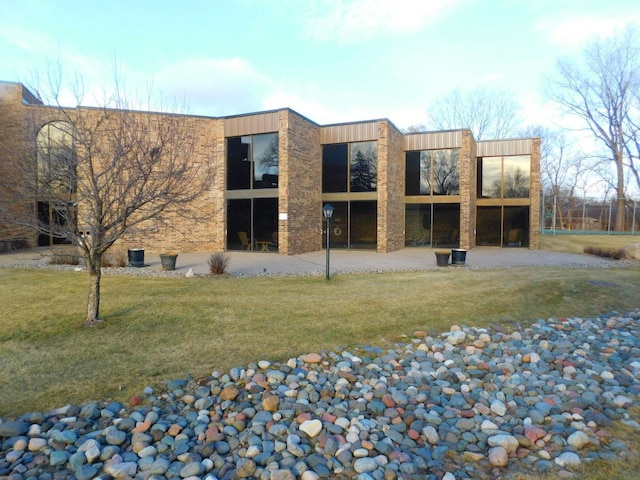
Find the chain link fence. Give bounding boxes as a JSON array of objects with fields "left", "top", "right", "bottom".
[{"left": 541, "top": 193, "right": 640, "bottom": 234}]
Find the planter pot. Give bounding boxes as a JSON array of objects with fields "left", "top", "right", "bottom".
[
  {"left": 160, "top": 253, "right": 178, "bottom": 271},
  {"left": 435, "top": 251, "right": 450, "bottom": 267},
  {"left": 451, "top": 248, "right": 467, "bottom": 265},
  {"left": 128, "top": 248, "right": 145, "bottom": 267}
]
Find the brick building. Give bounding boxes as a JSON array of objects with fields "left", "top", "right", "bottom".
[{"left": 0, "top": 81, "right": 540, "bottom": 254}]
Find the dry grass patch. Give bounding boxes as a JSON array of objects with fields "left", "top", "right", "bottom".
[
  {"left": 540, "top": 233, "right": 640, "bottom": 254},
  {"left": 511, "top": 407, "right": 640, "bottom": 480}
]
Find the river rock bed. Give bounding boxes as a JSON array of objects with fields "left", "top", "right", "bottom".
[{"left": 1, "top": 311, "right": 639, "bottom": 480}]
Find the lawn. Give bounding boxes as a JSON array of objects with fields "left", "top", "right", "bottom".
[
  {"left": 540, "top": 232, "right": 640, "bottom": 254},
  {"left": 1, "top": 235, "right": 639, "bottom": 479}
]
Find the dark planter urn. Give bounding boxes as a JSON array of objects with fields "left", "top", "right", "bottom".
[
  {"left": 160, "top": 253, "right": 178, "bottom": 271},
  {"left": 435, "top": 251, "right": 450, "bottom": 267},
  {"left": 451, "top": 248, "right": 467, "bottom": 265},
  {"left": 128, "top": 248, "right": 145, "bottom": 267}
]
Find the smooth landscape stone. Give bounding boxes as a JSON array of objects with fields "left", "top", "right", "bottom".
[
  {"left": 555, "top": 451, "right": 582, "bottom": 467},
  {"left": 488, "top": 446, "right": 509, "bottom": 466},
  {"left": 0, "top": 421, "right": 29, "bottom": 437},
  {"left": 0, "top": 309, "right": 638, "bottom": 480},
  {"left": 27, "top": 438, "right": 47, "bottom": 451},
  {"left": 49, "top": 450, "right": 69, "bottom": 466},
  {"left": 353, "top": 457, "right": 378, "bottom": 473},
  {"left": 488, "top": 434, "right": 519, "bottom": 453},
  {"left": 491, "top": 400, "right": 507, "bottom": 416},
  {"left": 299, "top": 419, "right": 322, "bottom": 438},
  {"left": 567, "top": 430, "right": 590, "bottom": 449},
  {"left": 104, "top": 461, "right": 137, "bottom": 478}
]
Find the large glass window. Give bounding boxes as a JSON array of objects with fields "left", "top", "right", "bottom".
[
  {"left": 476, "top": 206, "right": 502, "bottom": 246},
  {"left": 227, "top": 198, "right": 278, "bottom": 251},
  {"left": 36, "top": 122, "right": 76, "bottom": 246},
  {"left": 322, "top": 144, "right": 348, "bottom": 193},
  {"left": 478, "top": 155, "right": 530, "bottom": 199},
  {"left": 476, "top": 206, "right": 529, "bottom": 247},
  {"left": 37, "top": 121, "right": 76, "bottom": 195},
  {"left": 405, "top": 204, "right": 431, "bottom": 246},
  {"left": 350, "top": 141, "right": 377, "bottom": 192},
  {"left": 406, "top": 149, "right": 459, "bottom": 196},
  {"left": 323, "top": 141, "right": 377, "bottom": 193},
  {"left": 503, "top": 156, "right": 530, "bottom": 198},
  {"left": 227, "top": 133, "right": 278, "bottom": 190},
  {"left": 405, "top": 203, "right": 459, "bottom": 247},
  {"left": 253, "top": 134, "right": 279, "bottom": 189},
  {"left": 322, "top": 201, "right": 377, "bottom": 249}
]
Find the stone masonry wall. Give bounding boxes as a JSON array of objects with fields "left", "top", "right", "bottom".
[
  {"left": 116, "top": 115, "right": 225, "bottom": 254},
  {"left": 459, "top": 130, "right": 475, "bottom": 250},
  {"left": 278, "top": 110, "right": 322, "bottom": 255},
  {"left": 0, "top": 83, "right": 38, "bottom": 250},
  {"left": 377, "top": 121, "right": 405, "bottom": 253},
  {"left": 529, "top": 137, "right": 541, "bottom": 250}
]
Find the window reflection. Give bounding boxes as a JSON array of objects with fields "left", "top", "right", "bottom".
[
  {"left": 479, "top": 155, "right": 530, "bottom": 199},
  {"left": 480, "top": 157, "right": 502, "bottom": 198},
  {"left": 503, "top": 156, "right": 530, "bottom": 198},
  {"left": 36, "top": 121, "right": 76, "bottom": 194},
  {"left": 405, "top": 149, "right": 459, "bottom": 196},
  {"left": 227, "top": 133, "right": 278, "bottom": 190},
  {"left": 253, "top": 133, "right": 279, "bottom": 189},
  {"left": 350, "top": 141, "right": 377, "bottom": 192},
  {"left": 432, "top": 150, "right": 459, "bottom": 195}
]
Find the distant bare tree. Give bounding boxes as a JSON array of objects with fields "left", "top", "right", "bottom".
[
  {"left": 426, "top": 85, "right": 522, "bottom": 140},
  {"left": 521, "top": 125, "right": 594, "bottom": 229},
  {"left": 4, "top": 71, "right": 216, "bottom": 326},
  {"left": 546, "top": 25, "right": 640, "bottom": 231},
  {"left": 403, "top": 124, "right": 427, "bottom": 134},
  {"left": 432, "top": 150, "right": 459, "bottom": 195}
]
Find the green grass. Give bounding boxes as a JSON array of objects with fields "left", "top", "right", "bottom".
[{"left": 1, "top": 263, "right": 639, "bottom": 418}]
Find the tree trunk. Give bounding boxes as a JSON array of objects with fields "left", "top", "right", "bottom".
[
  {"left": 615, "top": 151, "right": 626, "bottom": 231},
  {"left": 84, "top": 251, "right": 102, "bottom": 327},
  {"left": 615, "top": 197, "right": 626, "bottom": 231}
]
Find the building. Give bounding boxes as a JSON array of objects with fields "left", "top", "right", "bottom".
[{"left": 0, "top": 81, "right": 540, "bottom": 255}]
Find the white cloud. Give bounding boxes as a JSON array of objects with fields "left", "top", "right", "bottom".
[
  {"left": 302, "top": 0, "right": 467, "bottom": 44},
  {"left": 153, "top": 57, "right": 275, "bottom": 116},
  {"left": 536, "top": 15, "right": 640, "bottom": 51},
  {"left": 0, "top": 25, "right": 56, "bottom": 56}
]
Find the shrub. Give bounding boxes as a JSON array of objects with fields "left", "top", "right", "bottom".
[
  {"left": 583, "top": 245, "right": 623, "bottom": 260},
  {"left": 208, "top": 253, "right": 230, "bottom": 275},
  {"left": 49, "top": 253, "right": 81, "bottom": 265},
  {"left": 102, "top": 250, "right": 127, "bottom": 268}
]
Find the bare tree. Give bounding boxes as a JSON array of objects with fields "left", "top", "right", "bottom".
[
  {"left": 4, "top": 73, "right": 216, "bottom": 326},
  {"left": 546, "top": 25, "right": 640, "bottom": 231},
  {"left": 426, "top": 85, "right": 522, "bottom": 140}
]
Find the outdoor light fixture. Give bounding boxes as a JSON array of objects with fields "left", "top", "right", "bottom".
[{"left": 323, "top": 203, "right": 334, "bottom": 280}]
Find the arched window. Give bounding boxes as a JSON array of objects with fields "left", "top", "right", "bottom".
[
  {"left": 36, "top": 122, "right": 76, "bottom": 246},
  {"left": 36, "top": 121, "right": 76, "bottom": 195}
]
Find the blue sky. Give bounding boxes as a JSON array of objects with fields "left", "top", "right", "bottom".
[{"left": 1, "top": 0, "right": 640, "bottom": 130}]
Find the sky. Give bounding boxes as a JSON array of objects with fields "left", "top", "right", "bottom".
[{"left": 1, "top": 0, "right": 640, "bottom": 131}]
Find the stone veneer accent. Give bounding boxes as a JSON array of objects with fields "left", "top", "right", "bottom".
[
  {"left": 278, "top": 110, "right": 322, "bottom": 255},
  {"left": 459, "top": 130, "right": 476, "bottom": 250},
  {"left": 529, "top": 137, "right": 542, "bottom": 250},
  {"left": 377, "top": 120, "right": 405, "bottom": 253}
]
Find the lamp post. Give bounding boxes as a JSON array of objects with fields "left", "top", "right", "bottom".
[{"left": 323, "top": 203, "right": 334, "bottom": 281}]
